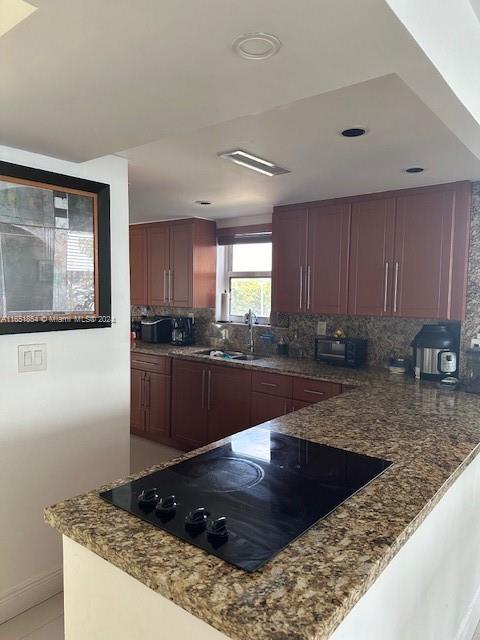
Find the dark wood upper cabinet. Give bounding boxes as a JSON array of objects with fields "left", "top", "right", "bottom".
[
  {"left": 148, "top": 224, "right": 169, "bottom": 306},
  {"left": 393, "top": 188, "right": 465, "bottom": 320},
  {"left": 308, "top": 203, "right": 350, "bottom": 314},
  {"left": 272, "top": 208, "right": 308, "bottom": 313},
  {"left": 129, "top": 226, "right": 148, "bottom": 305},
  {"left": 129, "top": 218, "right": 216, "bottom": 308},
  {"left": 348, "top": 198, "right": 395, "bottom": 316},
  {"left": 273, "top": 181, "right": 471, "bottom": 320},
  {"left": 170, "top": 221, "right": 193, "bottom": 307},
  {"left": 171, "top": 359, "right": 208, "bottom": 450},
  {"left": 207, "top": 365, "right": 252, "bottom": 442}
]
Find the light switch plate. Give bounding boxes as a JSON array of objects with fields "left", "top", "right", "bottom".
[
  {"left": 18, "top": 344, "right": 47, "bottom": 372},
  {"left": 317, "top": 321, "right": 327, "bottom": 336}
]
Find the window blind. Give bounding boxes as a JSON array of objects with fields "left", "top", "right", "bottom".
[{"left": 217, "top": 223, "right": 272, "bottom": 246}]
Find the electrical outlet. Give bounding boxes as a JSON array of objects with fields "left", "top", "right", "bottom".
[
  {"left": 317, "top": 321, "right": 327, "bottom": 336},
  {"left": 18, "top": 344, "right": 47, "bottom": 372},
  {"left": 471, "top": 335, "right": 480, "bottom": 349}
]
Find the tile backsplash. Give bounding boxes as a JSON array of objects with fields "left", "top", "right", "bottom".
[{"left": 131, "top": 304, "right": 455, "bottom": 369}]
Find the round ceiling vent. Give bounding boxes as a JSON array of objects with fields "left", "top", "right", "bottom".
[
  {"left": 195, "top": 200, "right": 212, "bottom": 206},
  {"left": 232, "top": 33, "right": 282, "bottom": 60},
  {"left": 340, "top": 127, "right": 368, "bottom": 138},
  {"left": 404, "top": 167, "right": 425, "bottom": 174}
]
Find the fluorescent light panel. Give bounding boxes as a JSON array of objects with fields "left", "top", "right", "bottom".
[
  {"left": 0, "top": 0, "right": 37, "bottom": 38},
  {"left": 218, "top": 149, "right": 290, "bottom": 177}
]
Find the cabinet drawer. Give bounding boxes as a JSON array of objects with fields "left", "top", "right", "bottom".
[
  {"left": 131, "top": 352, "right": 171, "bottom": 375},
  {"left": 292, "top": 377, "right": 341, "bottom": 403},
  {"left": 251, "top": 371, "right": 293, "bottom": 398}
]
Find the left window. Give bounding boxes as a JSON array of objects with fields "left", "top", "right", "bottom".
[{"left": 0, "top": 162, "right": 111, "bottom": 334}]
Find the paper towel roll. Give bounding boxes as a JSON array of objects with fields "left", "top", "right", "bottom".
[{"left": 220, "top": 291, "right": 230, "bottom": 322}]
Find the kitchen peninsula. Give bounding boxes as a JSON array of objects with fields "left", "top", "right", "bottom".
[{"left": 45, "top": 349, "right": 480, "bottom": 640}]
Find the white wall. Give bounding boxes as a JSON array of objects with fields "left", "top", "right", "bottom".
[{"left": 0, "top": 146, "right": 131, "bottom": 622}]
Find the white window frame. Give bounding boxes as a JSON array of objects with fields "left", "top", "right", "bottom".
[{"left": 225, "top": 243, "right": 272, "bottom": 324}]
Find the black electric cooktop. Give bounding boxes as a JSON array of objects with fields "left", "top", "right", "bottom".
[{"left": 100, "top": 428, "right": 392, "bottom": 572}]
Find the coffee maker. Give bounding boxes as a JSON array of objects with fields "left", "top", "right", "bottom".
[
  {"left": 171, "top": 316, "right": 194, "bottom": 346},
  {"left": 411, "top": 324, "right": 458, "bottom": 381}
]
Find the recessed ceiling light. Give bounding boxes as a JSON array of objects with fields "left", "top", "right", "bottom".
[
  {"left": 340, "top": 127, "right": 368, "bottom": 138},
  {"left": 218, "top": 149, "right": 290, "bottom": 177},
  {"left": 404, "top": 166, "right": 425, "bottom": 174},
  {"left": 195, "top": 200, "right": 212, "bottom": 206},
  {"left": 0, "top": 0, "right": 37, "bottom": 38},
  {"left": 232, "top": 33, "right": 282, "bottom": 60}
]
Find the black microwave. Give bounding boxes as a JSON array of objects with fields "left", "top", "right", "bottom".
[{"left": 314, "top": 336, "right": 367, "bottom": 368}]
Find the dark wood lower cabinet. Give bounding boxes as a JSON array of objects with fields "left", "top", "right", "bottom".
[
  {"left": 131, "top": 366, "right": 145, "bottom": 434},
  {"left": 133, "top": 354, "right": 350, "bottom": 451},
  {"left": 171, "top": 359, "right": 208, "bottom": 450},
  {"left": 251, "top": 391, "right": 292, "bottom": 425},
  {"left": 207, "top": 365, "right": 252, "bottom": 442},
  {"left": 145, "top": 371, "right": 171, "bottom": 438},
  {"left": 131, "top": 355, "right": 172, "bottom": 443}
]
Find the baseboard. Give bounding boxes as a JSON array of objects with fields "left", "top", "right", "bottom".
[
  {"left": 455, "top": 582, "right": 480, "bottom": 640},
  {"left": 0, "top": 566, "right": 63, "bottom": 624}
]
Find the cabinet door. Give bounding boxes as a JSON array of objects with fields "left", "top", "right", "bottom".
[
  {"left": 348, "top": 198, "right": 395, "bottom": 316},
  {"left": 148, "top": 224, "right": 170, "bottom": 306},
  {"left": 251, "top": 392, "right": 292, "bottom": 426},
  {"left": 145, "top": 372, "right": 171, "bottom": 439},
  {"left": 307, "top": 203, "right": 351, "bottom": 314},
  {"left": 394, "top": 190, "right": 455, "bottom": 319},
  {"left": 129, "top": 227, "right": 148, "bottom": 305},
  {"left": 272, "top": 209, "right": 308, "bottom": 312},
  {"left": 131, "top": 367, "right": 145, "bottom": 433},
  {"left": 170, "top": 221, "right": 193, "bottom": 307},
  {"left": 171, "top": 359, "right": 208, "bottom": 450},
  {"left": 207, "top": 365, "right": 252, "bottom": 442}
]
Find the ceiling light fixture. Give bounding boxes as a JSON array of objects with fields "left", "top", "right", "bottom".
[
  {"left": 0, "top": 0, "right": 37, "bottom": 39},
  {"left": 218, "top": 149, "right": 290, "bottom": 177},
  {"left": 405, "top": 166, "right": 425, "bottom": 174},
  {"left": 232, "top": 33, "right": 282, "bottom": 60},
  {"left": 340, "top": 127, "right": 368, "bottom": 138}
]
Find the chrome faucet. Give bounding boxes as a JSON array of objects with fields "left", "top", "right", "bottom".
[{"left": 246, "top": 308, "right": 256, "bottom": 353}]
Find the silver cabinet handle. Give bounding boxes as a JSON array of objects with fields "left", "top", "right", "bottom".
[
  {"left": 307, "top": 265, "right": 311, "bottom": 310},
  {"left": 145, "top": 375, "right": 151, "bottom": 410},
  {"left": 201, "top": 370, "right": 206, "bottom": 409},
  {"left": 163, "top": 270, "right": 167, "bottom": 303},
  {"left": 168, "top": 270, "right": 173, "bottom": 303},
  {"left": 260, "top": 381, "right": 277, "bottom": 388},
  {"left": 299, "top": 266, "right": 304, "bottom": 310},
  {"left": 303, "top": 389, "right": 325, "bottom": 397},
  {"left": 283, "top": 402, "right": 288, "bottom": 415},
  {"left": 140, "top": 373, "right": 145, "bottom": 409},
  {"left": 207, "top": 370, "right": 212, "bottom": 410},
  {"left": 383, "top": 262, "right": 389, "bottom": 313},
  {"left": 393, "top": 262, "right": 399, "bottom": 313}
]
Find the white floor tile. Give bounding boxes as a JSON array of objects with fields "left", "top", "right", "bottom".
[
  {"left": 23, "top": 616, "right": 64, "bottom": 640},
  {"left": 130, "top": 434, "right": 182, "bottom": 474},
  {"left": 0, "top": 594, "right": 63, "bottom": 640}
]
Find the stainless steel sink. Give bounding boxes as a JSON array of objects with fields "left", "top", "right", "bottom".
[{"left": 194, "top": 349, "right": 262, "bottom": 361}]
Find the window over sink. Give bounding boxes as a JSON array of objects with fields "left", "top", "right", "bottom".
[{"left": 225, "top": 242, "right": 272, "bottom": 323}]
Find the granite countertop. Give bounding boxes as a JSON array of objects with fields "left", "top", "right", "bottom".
[
  {"left": 45, "top": 344, "right": 480, "bottom": 640},
  {"left": 130, "top": 341, "right": 388, "bottom": 386}
]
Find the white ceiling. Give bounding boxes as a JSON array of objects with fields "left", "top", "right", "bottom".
[
  {"left": 126, "top": 75, "right": 480, "bottom": 221},
  {"left": 2, "top": 0, "right": 480, "bottom": 222}
]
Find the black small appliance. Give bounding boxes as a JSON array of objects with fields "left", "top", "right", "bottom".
[
  {"left": 171, "top": 316, "right": 194, "bottom": 346},
  {"left": 315, "top": 336, "right": 368, "bottom": 368},
  {"left": 140, "top": 316, "right": 173, "bottom": 343},
  {"left": 411, "top": 324, "right": 459, "bottom": 381},
  {"left": 100, "top": 428, "right": 392, "bottom": 572}
]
